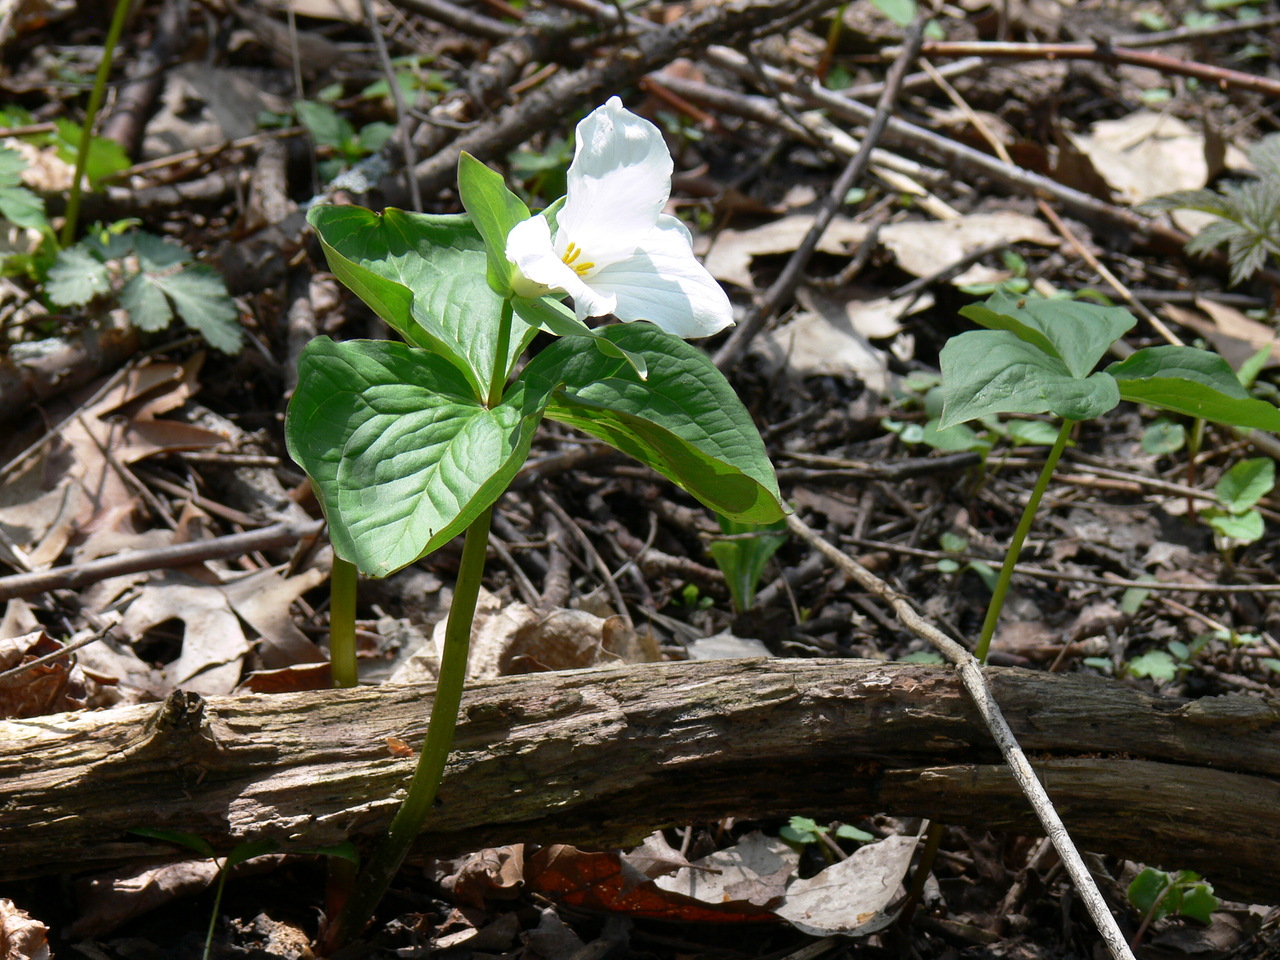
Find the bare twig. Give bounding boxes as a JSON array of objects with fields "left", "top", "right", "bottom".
[
  {"left": 0, "top": 520, "right": 323, "bottom": 602},
  {"left": 907, "top": 40, "right": 1280, "bottom": 99},
  {"left": 786, "top": 513, "right": 1136, "bottom": 960}
]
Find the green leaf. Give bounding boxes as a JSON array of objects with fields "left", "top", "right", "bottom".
[
  {"left": 938, "top": 532, "right": 968, "bottom": 553},
  {"left": 295, "top": 100, "right": 355, "bottom": 150},
  {"left": 959, "top": 291, "right": 1135, "bottom": 379},
  {"left": 512, "top": 294, "right": 648, "bottom": 380},
  {"left": 1237, "top": 344, "right": 1271, "bottom": 388},
  {"left": 1214, "top": 457, "right": 1273, "bottom": 512},
  {"left": 870, "top": 0, "right": 915, "bottom": 26},
  {"left": 223, "top": 839, "right": 279, "bottom": 868},
  {"left": 126, "top": 265, "right": 243, "bottom": 353},
  {"left": 131, "top": 828, "right": 216, "bottom": 858},
  {"left": 1141, "top": 418, "right": 1186, "bottom": 455},
  {"left": 1108, "top": 345, "right": 1280, "bottom": 431},
  {"left": 120, "top": 271, "right": 173, "bottom": 331},
  {"left": 1178, "top": 881, "right": 1218, "bottom": 923},
  {"left": 939, "top": 330, "right": 1119, "bottom": 427},
  {"left": 1127, "top": 650, "right": 1177, "bottom": 681},
  {"left": 46, "top": 245, "right": 110, "bottom": 305},
  {"left": 307, "top": 205, "right": 535, "bottom": 399},
  {"left": 52, "top": 118, "right": 130, "bottom": 188},
  {"left": 0, "top": 185, "right": 47, "bottom": 230},
  {"left": 357, "top": 121, "right": 395, "bottom": 154},
  {"left": 1203, "top": 507, "right": 1264, "bottom": 543},
  {"left": 834, "top": 823, "right": 875, "bottom": 843},
  {"left": 1005, "top": 419, "right": 1062, "bottom": 446},
  {"left": 708, "top": 514, "right": 788, "bottom": 613},
  {"left": 1129, "top": 867, "right": 1173, "bottom": 918},
  {"left": 286, "top": 337, "right": 552, "bottom": 577},
  {"left": 519, "top": 323, "right": 785, "bottom": 523},
  {"left": 457, "top": 151, "right": 530, "bottom": 296},
  {"left": 920, "top": 418, "right": 989, "bottom": 452}
]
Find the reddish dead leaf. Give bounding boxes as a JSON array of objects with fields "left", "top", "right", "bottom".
[
  {"left": 385, "top": 736, "right": 413, "bottom": 757},
  {"left": 236, "top": 662, "right": 332, "bottom": 693},
  {"left": 526, "top": 845, "right": 780, "bottom": 923},
  {"left": 0, "top": 631, "right": 84, "bottom": 718},
  {"left": 0, "top": 898, "right": 49, "bottom": 960}
]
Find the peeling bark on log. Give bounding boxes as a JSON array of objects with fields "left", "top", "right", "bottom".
[{"left": 3, "top": 659, "right": 1279, "bottom": 903}]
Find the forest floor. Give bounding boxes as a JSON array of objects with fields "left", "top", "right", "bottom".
[{"left": 2, "top": 0, "right": 1280, "bottom": 957}]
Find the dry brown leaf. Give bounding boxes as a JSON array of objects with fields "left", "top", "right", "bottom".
[
  {"left": 655, "top": 831, "right": 798, "bottom": 909},
  {"left": 220, "top": 565, "right": 327, "bottom": 668},
  {"left": 878, "top": 212, "right": 1058, "bottom": 282},
  {"left": 622, "top": 832, "right": 696, "bottom": 881},
  {"left": 703, "top": 216, "right": 870, "bottom": 290},
  {"left": 774, "top": 834, "right": 919, "bottom": 936},
  {"left": 120, "top": 573, "right": 250, "bottom": 694},
  {"left": 70, "top": 860, "right": 220, "bottom": 938},
  {"left": 0, "top": 898, "right": 49, "bottom": 960},
  {"left": 438, "top": 845, "right": 526, "bottom": 908},
  {"left": 0, "top": 630, "right": 84, "bottom": 718}
]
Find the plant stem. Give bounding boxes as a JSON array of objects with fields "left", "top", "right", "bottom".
[
  {"left": 487, "top": 299, "right": 514, "bottom": 407},
  {"left": 974, "top": 419, "right": 1074, "bottom": 663},
  {"left": 323, "top": 506, "right": 493, "bottom": 950},
  {"left": 61, "top": 0, "right": 132, "bottom": 247},
  {"left": 329, "top": 556, "right": 359, "bottom": 689},
  {"left": 324, "top": 301, "right": 513, "bottom": 950}
]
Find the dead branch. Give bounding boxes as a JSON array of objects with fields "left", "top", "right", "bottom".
[{"left": 3, "top": 659, "right": 1279, "bottom": 905}]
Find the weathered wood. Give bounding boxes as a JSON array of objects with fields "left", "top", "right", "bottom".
[{"left": 3, "top": 659, "right": 1278, "bottom": 902}]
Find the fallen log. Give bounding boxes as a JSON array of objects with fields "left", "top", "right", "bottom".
[{"left": 3, "top": 659, "right": 1279, "bottom": 903}]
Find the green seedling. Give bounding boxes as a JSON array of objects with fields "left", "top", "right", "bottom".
[
  {"left": 295, "top": 100, "right": 395, "bottom": 182},
  {"left": 1128, "top": 867, "right": 1218, "bottom": 947},
  {"left": 286, "top": 99, "right": 784, "bottom": 948},
  {"left": 507, "top": 134, "right": 572, "bottom": 205},
  {"left": 132, "top": 830, "right": 287, "bottom": 960},
  {"left": 1201, "top": 456, "right": 1273, "bottom": 548},
  {"left": 935, "top": 532, "right": 998, "bottom": 591},
  {"left": 708, "top": 514, "right": 788, "bottom": 613},
  {"left": 937, "top": 289, "right": 1280, "bottom": 661},
  {"left": 1141, "top": 417, "right": 1186, "bottom": 455},
  {"left": 1144, "top": 132, "right": 1280, "bottom": 285},
  {"left": 779, "top": 816, "right": 875, "bottom": 860},
  {"left": 45, "top": 225, "right": 242, "bottom": 353}
]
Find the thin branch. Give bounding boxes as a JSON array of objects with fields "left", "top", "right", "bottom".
[{"left": 786, "top": 513, "right": 1136, "bottom": 960}]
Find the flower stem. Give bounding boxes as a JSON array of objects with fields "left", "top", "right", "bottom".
[
  {"left": 487, "top": 299, "right": 514, "bottom": 407},
  {"left": 329, "top": 556, "right": 359, "bottom": 689},
  {"left": 323, "top": 506, "right": 493, "bottom": 950},
  {"left": 60, "top": 0, "right": 131, "bottom": 248},
  {"left": 974, "top": 419, "right": 1074, "bottom": 663}
]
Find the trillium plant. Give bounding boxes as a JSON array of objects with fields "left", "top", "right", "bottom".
[
  {"left": 285, "top": 98, "right": 785, "bottom": 946},
  {"left": 937, "top": 292, "right": 1280, "bottom": 661}
]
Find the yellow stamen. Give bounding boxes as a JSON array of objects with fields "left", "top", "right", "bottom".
[{"left": 561, "top": 241, "right": 595, "bottom": 277}]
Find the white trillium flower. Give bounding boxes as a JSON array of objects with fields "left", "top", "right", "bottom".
[{"left": 505, "top": 97, "right": 734, "bottom": 340}]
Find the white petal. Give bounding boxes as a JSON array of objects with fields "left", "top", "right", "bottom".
[
  {"left": 557, "top": 98, "right": 673, "bottom": 268},
  {"left": 506, "top": 214, "right": 572, "bottom": 298},
  {"left": 506, "top": 215, "right": 617, "bottom": 319},
  {"left": 589, "top": 216, "right": 734, "bottom": 339}
]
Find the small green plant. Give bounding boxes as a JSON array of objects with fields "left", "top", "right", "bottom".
[
  {"left": 1201, "top": 456, "right": 1273, "bottom": 548},
  {"left": 295, "top": 100, "right": 394, "bottom": 181},
  {"left": 507, "top": 134, "right": 572, "bottom": 205},
  {"left": 935, "top": 531, "right": 998, "bottom": 591},
  {"left": 45, "top": 225, "right": 242, "bottom": 353},
  {"left": 937, "top": 290, "right": 1280, "bottom": 661},
  {"left": 779, "top": 815, "right": 874, "bottom": 856},
  {"left": 1127, "top": 867, "right": 1218, "bottom": 946},
  {"left": 707, "top": 514, "right": 788, "bottom": 613},
  {"left": 132, "top": 830, "right": 282, "bottom": 960},
  {"left": 1144, "top": 132, "right": 1280, "bottom": 284}
]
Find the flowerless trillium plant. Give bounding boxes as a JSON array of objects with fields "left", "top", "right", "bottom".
[{"left": 285, "top": 99, "right": 785, "bottom": 947}]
